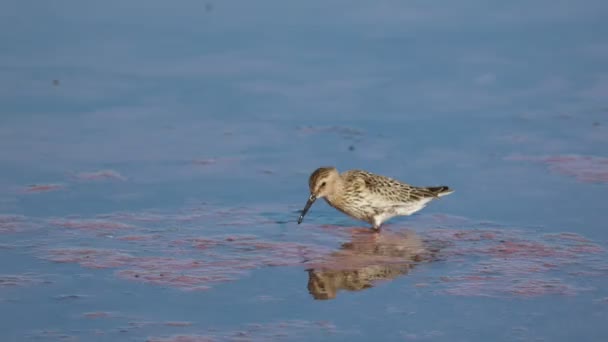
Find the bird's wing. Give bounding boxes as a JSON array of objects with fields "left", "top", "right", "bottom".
[{"left": 346, "top": 170, "right": 439, "bottom": 204}]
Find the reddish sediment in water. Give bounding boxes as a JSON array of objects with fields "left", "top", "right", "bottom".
[
  {"left": 507, "top": 154, "right": 608, "bottom": 183},
  {"left": 22, "top": 184, "right": 64, "bottom": 193}
]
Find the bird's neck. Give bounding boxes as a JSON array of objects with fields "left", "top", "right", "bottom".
[{"left": 325, "top": 177, "right": 345, "bottom": 206}]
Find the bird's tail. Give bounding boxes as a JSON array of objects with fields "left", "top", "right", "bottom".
[{"left": 425, "top": 186, "right": 454, "bottom": 198}]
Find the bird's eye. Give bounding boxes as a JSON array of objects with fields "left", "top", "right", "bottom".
[{"left": 320, "top": 182, "right": 326, "bottom": 187}]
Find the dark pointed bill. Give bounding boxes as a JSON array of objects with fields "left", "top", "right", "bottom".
[{"left": 297, "top": 194, "right": 316, "bottom": 224}]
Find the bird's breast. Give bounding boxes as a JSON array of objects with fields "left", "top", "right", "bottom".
[{"left": 324, "top": 196, "right": 376, "bottom": 221}]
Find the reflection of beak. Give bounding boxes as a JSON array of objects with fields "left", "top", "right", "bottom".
[{"left": 297, "top": 194, "right": 317, "bottom": 224}]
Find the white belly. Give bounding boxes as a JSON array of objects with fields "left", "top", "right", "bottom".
[{"left": 373, "top": 198, "right": 433, "bottom": 226}]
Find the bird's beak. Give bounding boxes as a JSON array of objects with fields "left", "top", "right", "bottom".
[{"left": 297, "top": 194, "right": 316, "bottom": 224}]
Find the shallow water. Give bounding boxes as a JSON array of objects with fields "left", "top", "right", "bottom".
[{"left": 1, "top": 1, "right": 608, "bottom": 341}]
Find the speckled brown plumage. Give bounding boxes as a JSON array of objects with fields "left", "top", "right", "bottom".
[{"left": 297, "top": 167, "right": 453, "bottom": 229}]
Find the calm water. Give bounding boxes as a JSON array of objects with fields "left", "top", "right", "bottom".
[{"left": 1, "top": 1, "right": 608, "bottom": 341}]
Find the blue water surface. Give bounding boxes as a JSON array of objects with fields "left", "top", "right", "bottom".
[{"left": 1, "top": 1, "right": 608, "bottom": 341}]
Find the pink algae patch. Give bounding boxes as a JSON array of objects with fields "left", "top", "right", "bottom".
[
  {"left": 118, "top": 234, "right": 160, "bottom": 241},
  {"left": 43, "top": 249, "right": 217, "bottom": 290},
  {"left": 509, "top": 279, "right": 579, "bottom": 297},
  {"left": 39, "top": 205, "right": 607, "bottom": 299},
  {"left": 0, "top": 274, "right": 47, "bottom": 288},
  {"left": 97, "top": 211, "right": 167, "bottom": 223},
  {"left": 147, "top": 319, "right": 339, "bottom": 342},
  {"left": 192, "top": 157, "right": 240, "bottom": 168},
  {"left": 123, "top": 320, "right": 194, "bottom": 330},
  {"left": 39, "top": 204, "right": 333, "bottom": 291},
  {"left": 486, "top": 240, "right": 571, "bottom": 258},
  {"left": 49, "top": 219, "right": 134, "bottom": 231},
  {"left": 424, "top": 226, "right": 606, "bottom": 298},
  {"left": 113, "top": 238, "right": 330, "bottom": 291},
  {"left": 507, "top": 154, "right": 608, "bottom": 183},
  {"left": 116, "top": 261, "right": 220, "bottom": 291},
  {"left": 46, "top": 248, "right": 134, "bottom": 269},
  {"left": 83, "top": 312, "right": 114, "bottom": 319},
  {"left": 75, "top": 170, "right": 127, "bottom": 181},
  {"left": 22, "top": 183, "right": 64, "bottom": 193},
  {"left": 95, "top": 205, "right": 272, "bottom": 226},
  {"left": 42, "top": 225, "right": 330, "bottom": 291},
  {"left": 0, "top": 214, "right": 28, "bottom": 233},
  {"left": 192, "top": 158, "right": 218, "bottom": 166},
  {"left": 443, "top": 278, "right": 578, "bottom": 297},
  {"left": 544, "top": 232, "right": 592, "bottom": 243},
  {"left": 164, "top": 322, "right": 193, "bottom": 327}
]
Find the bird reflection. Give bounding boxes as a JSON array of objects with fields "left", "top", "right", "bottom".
[{"left": 306, "top": 229, "right": 435, "bottom": 300}]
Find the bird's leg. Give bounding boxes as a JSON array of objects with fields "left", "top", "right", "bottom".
[{"left": 371, "top": 217, "right": 382, "bottom": 231}]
